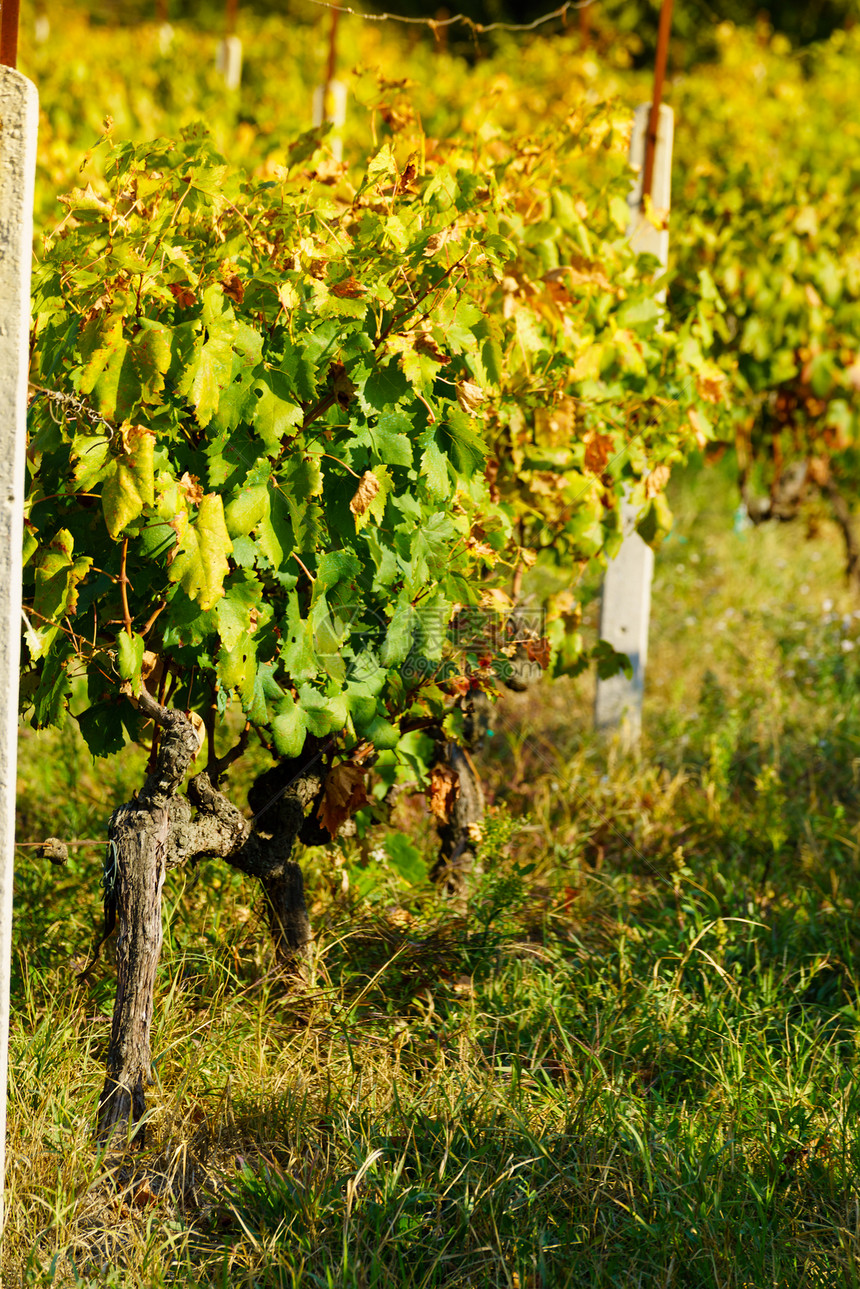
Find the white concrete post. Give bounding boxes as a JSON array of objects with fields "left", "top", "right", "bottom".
[
  {"left": 594, "top": 103, "right": 673, "bottom": 746},
  {"left": 0, "top": 65, "right": 38, "bottom": 1231},
  {"left": 216, "top": 34, "right": 243, "bottom": 90},
  {"left": 312, "top": 80, "right": 347, "bottom": 163}
]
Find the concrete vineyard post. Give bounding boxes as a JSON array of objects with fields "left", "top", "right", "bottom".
[
  {"left": 216, "top": 36, "right": 243, "bottom": 90},
  {"left": 312, "top": 81, "right": 347, "bottom": 162},
  {"left": 313, "top": 9, "right": 346, "bottom": 163},
  {"left": 0, "top": 64, "right": 38, "bottom": 1228},
  {"left": 594, "top": 102, "right": 673, "bottom": 746},
  {"left": 217, "top": 0, "right": 242, "bottom": 89}
]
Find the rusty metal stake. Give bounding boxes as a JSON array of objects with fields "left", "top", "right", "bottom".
[
  {"left": 641, "top": 0, "right": 673, "bottom": 202},
  {"left": 0, "top": 0, "right": 21, "bottom": 68}
]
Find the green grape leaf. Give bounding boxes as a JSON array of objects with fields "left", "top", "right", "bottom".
[
  {"left": 167, "top": 493, "right": 232, "bottom": 610},
  {"left": 252, "top": 371, "right": 304, "bottom": 453},
  {"left": 32, "top": 531, "right": 92, "bottom": 645},
  {"left": 117, "top": 631, "right": 145, "bottom": 695},
  {"left": 272, "top": 693, "right": 308, "bottom": 758},
  {"left": 215, "top": 571, "right": 263, "bottom": 650},
  {"left": 101, "top": 426, "right": 156, "bottom": 539}
]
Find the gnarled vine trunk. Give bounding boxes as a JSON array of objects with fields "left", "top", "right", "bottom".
[
  {"left": 97, "top": 701, "right": 201, "bottom": 1144},
  {"left": 96, "top": 689, "right": 322, "bottom": 1146},
  {"left": 430, "top": 654, "right": 534, "bottom": 900},
  {"left": 430, "top": 742, "right": 485, "bottom": 901}
]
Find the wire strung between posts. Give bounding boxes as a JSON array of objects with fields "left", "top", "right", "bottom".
[
  {"left": 28, "top": 385, "right": 115, "bottom": 438},
  {"left": 302, "top": 0, "right": 597, "bottom": 35}
]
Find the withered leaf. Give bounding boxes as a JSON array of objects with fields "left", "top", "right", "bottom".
[
  {"left": 807, "top": 456, "right": 830, "bottom": 486},
  {"left": 178, "top": 471, "right": 204, "bottom": 506},
  {"left": 169, "top": 283, "right": 197, "bottom": 308},
  {"left": 222, "top": 273, "right": 245, "bottom": 304},
  {"left": 330, "top": 361, "right": 357, "bottom": 408},
  {"left": 525, "top": 638, "right": 552, "bottom": 669},
  {"left": 457, "top": 381, "right": 484, "bottom": 415},
  {"left": 350, "top": 470, "right": 380, "bottom": 518},
  {"left": 318, "top": 763, "right": 368, "bottom": 837},
  {"left": 415, "top": 333, "right": 450, "bottom": 365},
  {"left": 696, "top": 372, "right": 725, "bottom": 404},
  {"left": 687, "top": 407, "right": 709, "bottom": 450},
  {"left": 141, "top": 650, "right": 164, "bottom": 690},
  {"left": 645, "top": 464, "right": 671, "bottom": 498},
  {"left": 399, "top": 161, "right": 417, "bottom": 191},
  {"left": 189, "top": 711, "right": 206, "bottom": 755},
  {"left": 131, "top": 1178, "right": 160, "bottom": 1208},
  {"left": 583, "top": 431, "right": 614, "bottom": 475},
  {"left": 332, "top": 277, "right": 364, "bottom": 299},
  {"left": 428, "top": 763, "right": 459, "bottom": 823}
]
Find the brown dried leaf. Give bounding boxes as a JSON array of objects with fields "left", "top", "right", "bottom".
[
  {"left": 189, "top": 711, "right": 206, "bottom": 756},
  {"left": 415, "top": 334, "right": 450, "bottom": 365},
  {"left": 131, "top": 1178, "right": 160, "bottom": 1208},
  {"left": 169, "top": 283, "right": 197, "bottom": 308},
  {"left": 318, "top": 764, "right": 368, "bottom": 837},
  {"left": 222, "top": 273, "right": 245, "bottom": 305},
  {"left": 807, "top": 455, "right": 830, "bottom": 486},
  {"left": 141, "top": 650, "right": 163, "bottom": 691},
  {"left": 687, "top": 407, "right": 709, "bottom": 450},
  {"left": 645, "top": 464, "right": 671, "bottom": 498},
  {"left": 330, "top": 361, "right": 357, "bottom": 408},
  {"left": 398, "top": 161, "right": 418, "bottom": 191},
  {"left": 457, "top": 381, "right": 484, "bottom": 415},
  {"left": 178, "top": 471, "right": 204, "bottom": 506},
  {"left": 350, "top": 470, "right": 380, "bottom": 518},
  {"left": 529, "top": 471, "right": 565, "bottom": 496},
  {"left": 583, "top": 431, "right": 614, "bottom": 475},
  {"left": 525, "top": 638, "right": 551, "bottom": 669},
  {"left": 428, "top": 763, "right": 459, "bottom": 823},
  {"left": 379, "top": 102, "right": 415, "bottom": 132},
  {"left": 696, "top": 372, "right": 726, "bottom": 404},
  {"left": 332, "top": 276, "right": 365, "bottom": 299}
]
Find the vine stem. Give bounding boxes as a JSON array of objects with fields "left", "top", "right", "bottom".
[
  {"left": 140, "top": 600, "right": 166, "bottom": 636},
  {"left": 375, "top": 256, "right": 468, "bottom": 348},
  {"left": 120, "top": 538, "right": 133, "bottom": 637},
  {"left": 291, "top": 552, "right": 316, "bottom": 583}
]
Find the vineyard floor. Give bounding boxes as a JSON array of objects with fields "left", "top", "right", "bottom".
[{"left": 10, "top": 454, "right": 860, "bottom": 1287}]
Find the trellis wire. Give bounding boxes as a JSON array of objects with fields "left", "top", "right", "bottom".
[{"left": 300, "top": 0, "right": 597, "bottom": 35}]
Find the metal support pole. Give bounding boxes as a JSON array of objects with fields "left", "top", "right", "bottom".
[
  {"left": 0, "top": 0, "right": 22, "bottom": 68},
  {"left": 642, "top": 0, "right": 674, "bottom": 202}
]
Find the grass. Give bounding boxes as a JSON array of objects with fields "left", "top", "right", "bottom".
[{"left": 10, "top": 453, "right": 860, "bottom": 1287}]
